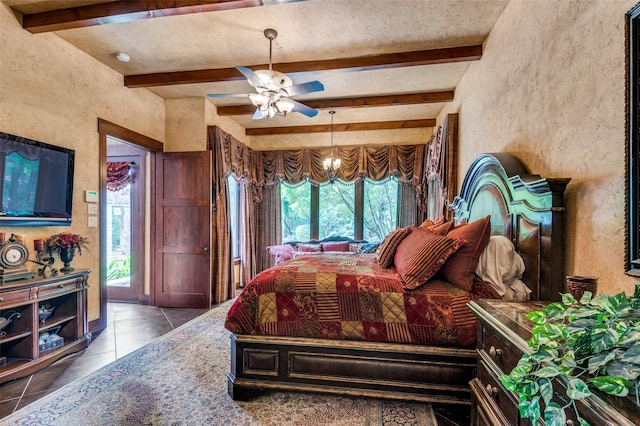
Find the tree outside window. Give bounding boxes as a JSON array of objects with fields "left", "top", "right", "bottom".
[
  {"left": 363, "top": 179, "right": 398, "bottom": 241},
  {"left": 281, "top": 181, "right": 311, "bottom": 242}
]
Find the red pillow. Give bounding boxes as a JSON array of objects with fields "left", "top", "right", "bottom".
[
  {"left": 322, "top": 241, "right": 350, "bottom": 252},
  {"left": 438, "top": 215, "right": 492, "bottom": 291},
  {"left": 377, "top": 226, "right": 414, "bottom": 267},
  {"left": 424, "top": 221, "right": 453, "bottom": 235},
  {"left": 394, "top": 227, "right": 465, "bottom": 290},
  {"left": 297, "top": 243, "right": 322, "bottom": 253}
]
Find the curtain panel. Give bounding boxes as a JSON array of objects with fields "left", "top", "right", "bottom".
[{"left": 106, "top": 161, "right": 134, "bottom": 192}]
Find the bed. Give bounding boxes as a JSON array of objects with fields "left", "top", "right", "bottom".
[{"left": 225, "top": 153, "right": 570, "bottom": 405}]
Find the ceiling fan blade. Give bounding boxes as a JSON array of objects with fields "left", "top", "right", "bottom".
[
  {"left": 252, "top": 108, "right": 265, "bottom": 120},
  {"left": 290, "top": 99, "right": 319, "bottom": 118},
  {"left": 236, "top": 66, "right": 264, "bottom": 88},
  {"left": 284, "top": 80, "right": 325, "bottom": 97},
  {"left": 206, "top": 93, "right": 251, "bottom": 98}
]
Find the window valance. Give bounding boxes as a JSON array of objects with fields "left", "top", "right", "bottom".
[
  {"left": 106, "top": 161, "right": 134, "bottom": 192},
  {"left": 208, "top": 126, "right": 426, "bottom": 207}
]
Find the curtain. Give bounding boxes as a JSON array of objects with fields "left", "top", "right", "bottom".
[
  {"left": 208, "top": 127, "right": 233, "bottom": 304},
  {"left": 423, "top": 114, "right": 458, "bottom": 220},
  {"left": 397, "top": 182, "right": 420, "bottom": 228},
  {"left": 239, "top": 182, "right": 256, "bottom": 287},
  {"left": 255, "top": 185, "right": 281, "bottom": 272}
]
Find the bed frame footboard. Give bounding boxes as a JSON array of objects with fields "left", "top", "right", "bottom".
[{"left": 228, "top": 334, "right": 477, "bottom": 404}]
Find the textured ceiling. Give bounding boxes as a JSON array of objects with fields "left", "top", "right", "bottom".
[{"left": 4, "top": 0, "right": 510, "bottom": 130}]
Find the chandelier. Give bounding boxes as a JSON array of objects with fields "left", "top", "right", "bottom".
[{"left": 323, "top": 111, "right": 341, "bottom": 181}]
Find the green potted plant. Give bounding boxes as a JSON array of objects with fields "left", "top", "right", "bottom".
[{"left": 500, "top": 287, "right": 640, "bottom": 426}]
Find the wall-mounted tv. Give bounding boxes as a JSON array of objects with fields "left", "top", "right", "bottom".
[{"left": 0, "top": 132, "right": 75, "bottom": 226}]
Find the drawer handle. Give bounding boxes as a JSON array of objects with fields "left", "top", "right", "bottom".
[
  {"left": 485, "top": 383, "right": 498, "bottom": 398},
  {"left": 489, "top": 345, "right": 503, "bottom": 358},
  {"left": 58, "top": 285, "right": 64, "bottom": 288},
  {"left": 0, "top": 297, "right": 3, "bottom": 302}
]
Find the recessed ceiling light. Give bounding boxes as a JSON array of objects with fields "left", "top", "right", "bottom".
[{"left": 115, "top": 52, "right": 130, "bottom": 63}]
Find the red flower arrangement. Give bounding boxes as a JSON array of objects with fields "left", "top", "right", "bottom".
[{"left": 47, "top": 232, "right": 89, "bottom": 257}]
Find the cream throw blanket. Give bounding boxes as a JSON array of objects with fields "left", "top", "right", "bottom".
[{"left": 476, "top": 235, "right": 531, "bottom": 301}]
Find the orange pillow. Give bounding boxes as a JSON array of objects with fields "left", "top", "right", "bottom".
[
  {"left": 438, "top": 215, "right": 491, "bottom": 291},
  {"left": 425, "top": 221, "right": 453, "bottom": 235},
  {"left": 394, "top": 227, "right": 466, "bottom": 290},
  {"left": 377, "top": 226, "right": 414, "bottom": 267}
]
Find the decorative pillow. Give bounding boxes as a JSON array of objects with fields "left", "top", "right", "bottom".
[
  {"left": 377, "top": 226, "right": 414, "bottom": 267},
  {"left": 322, "top": 241, "right": 351, "bottom": 252},
  {"left": 266, "top": 244, "right": 293, "bottom": 264},
  {"left": 418, "top": 218, "right": 444, "bottom": 228},
  {"left": 438, "top": 215, "right": 492, "bottom": 291},
  {"left": 394, "top": 227, "right": 466, "bottom": 290},
  {"left": 297, "top": 243, "right": 322, "bottom": 253},
  {"left": 357, "top": 242, "right": 380, "bottom": 254},
  {"left": 349, "top": 243, "right": 362, "bottom": 252},
  {"left": 424, "top": 220, "right": 454, "bottom": 235}
]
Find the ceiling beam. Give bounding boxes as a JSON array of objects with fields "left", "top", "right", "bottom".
[
  {"left": 246, "top": 119, "right": 436, "bottom": 135},
  {"left": 215, "top": 91, "right": 454, "bottom": 116},
  {"left": 20, "top": 0, "right": 305, "bottom": 34},
  {"left": 124, "top": 45, "right": 482, "bottom": 88}
]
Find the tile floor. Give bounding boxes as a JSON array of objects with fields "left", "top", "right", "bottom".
[{"left": 0, "top": 302, "right": 470, "bottom": 425}]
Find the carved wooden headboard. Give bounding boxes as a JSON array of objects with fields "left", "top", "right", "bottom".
[{"left": 450, "top": 153, "right": 570, "bottom": 301}]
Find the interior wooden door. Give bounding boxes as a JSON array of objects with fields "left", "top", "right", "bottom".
[{"left": 154, "top": 151, "right": 211, "bottom": 308}]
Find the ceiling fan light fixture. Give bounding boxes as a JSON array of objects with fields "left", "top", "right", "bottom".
[
  {"left": 249, "top": 92, "right": 269, "bottom": 108},
  {"left": 275, "top": 98, "right": 295, "bottom": 115}
]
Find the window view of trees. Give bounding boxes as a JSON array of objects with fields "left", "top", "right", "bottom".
[
  {"left": 281, "top": 181, "right": 311, "bottom": 241},
  {"left": 280, "top": 178, "right": 399, "bottom": 243},
  {"left": 319, "top": 181, "right": 355, "bottom": 239},
  {"left": 227, "top": 175, "right": 240, "bottom": 258},
  {"left": 363, "top": 179, "right": 398, "bottom": 241}
]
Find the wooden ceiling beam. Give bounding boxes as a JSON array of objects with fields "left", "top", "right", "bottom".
[
  {"left": 20, "top": 0, "right": 305, "bottom": 34},
  {"left": 246, "top": 119, "right": 436, "bottom": 135},
  {"left": 124, "top": 45, "right": 482, "bottom": 88},
  {"left": 215, "top": 91, "right": 454, "bottom": 116}
]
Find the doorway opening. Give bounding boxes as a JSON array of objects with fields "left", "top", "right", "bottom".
[{"left": 106, "top": 139, "right": 148, "bottom": 303}]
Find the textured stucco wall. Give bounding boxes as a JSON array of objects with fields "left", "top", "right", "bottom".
[
  {"left": 0, "top": 4, "right": 165, "bottom": 320},
  {"left": 438, "top": 0, "right": 638, "bottom": 296}
]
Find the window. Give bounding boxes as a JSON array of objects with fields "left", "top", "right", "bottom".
[
  {"left": 281, "top": 181, "right": 311, "bottom": 242},
  {"left": 319, "top": 181, "right": 355, "bottom": 239},
  {"left": 227, "top": 174, "right": 241, "bottom": 259},
  {"left": 281, "top": 179, "right": 398, "bottom": 242},
  {"left": 363, "top": 179, "right": 398, "bottom": 241}
]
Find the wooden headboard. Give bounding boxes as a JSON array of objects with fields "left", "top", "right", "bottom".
[{"left": 450, "top": 153, "right": 570, "bottom": 301}]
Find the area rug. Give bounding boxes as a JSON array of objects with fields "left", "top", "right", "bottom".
[{"left": 3, "top": 300, "right": 437, "bottom": 426}]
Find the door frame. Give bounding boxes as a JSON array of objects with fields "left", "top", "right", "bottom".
[{"left": 94, "top": 119, "right": 163, "bottom": 334}]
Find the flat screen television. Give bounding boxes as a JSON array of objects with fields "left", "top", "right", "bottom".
[{"left": 0, "top": 132, "right": 75, "bottom": 226}]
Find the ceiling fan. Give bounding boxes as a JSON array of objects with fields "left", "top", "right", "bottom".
[{"left": 207, "top": 28, "right": 324, "bottom": 120}]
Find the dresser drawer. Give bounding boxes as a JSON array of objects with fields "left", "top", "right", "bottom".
[
  {"left": 479, "top": 320, "right": 524, "bottom": 375},
  {"left": 0, "top": 287, "right": 34, "bottom": 308},
  {"left": 476, "top": 358, "right": 520, "bottom": 425},
  {"left": 37, "top": 278, "right": 80, "bottom": 299}
]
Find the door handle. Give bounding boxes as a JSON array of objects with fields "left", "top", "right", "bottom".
[{"left": 203, "top": 247, "right": 210, "bottom": 253}]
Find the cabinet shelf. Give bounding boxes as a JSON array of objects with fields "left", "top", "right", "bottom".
[
  {"left": 39, "top": 314, "right": 76, "bottom": 332},
  {"left": 0, "top": 269, "right": 91, "bottom": 384},
  {"left": 0, "top": 330, "right": 32, "bottom": 344}
]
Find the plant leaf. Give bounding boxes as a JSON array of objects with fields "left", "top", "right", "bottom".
[
  {"left": 539, "top": 378, "right": 553, "bottom": 405},
  {"left": 606, "top": 361, "right": 640, "bottom": 381},
  {"left": 561, "top": 293, "right": 576, "bottom": 305},
  {"left": 533, "top": 365, "right": 562, "bottom": 378},
  {"left": 579, "top": 291, "right": 593, "bottom": 304},
  {"left": 544, "top": 402, "right": 566, "bottom": 426},
  {"left": 621, "top": 344, "right": 640, "bottom": 364},
  {"left": 634, "top": 284, "right": 640, "bottom": 299},
  {"left": 588, "top": 351, "right": 617, "bottom": 374},
  {"left": 566, "top": 378, "right": 592, "bottom": 400},
  {"left": 589, "top": 376, "right": 631, "bottom": 397},
  {"left": 527, "top": 310, "right": 548, "bottom": 324}
]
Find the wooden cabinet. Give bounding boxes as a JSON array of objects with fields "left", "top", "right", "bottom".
[
  {"left": 468, "top": 299, "right": 639, "bottom": 426},
  {"left": 0, "top": 270, "right": 91, "bottom": 384}
]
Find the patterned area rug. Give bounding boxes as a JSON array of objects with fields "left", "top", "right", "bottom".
[{"left": 3, "top": 300, "right": 437, "bottom": 426}]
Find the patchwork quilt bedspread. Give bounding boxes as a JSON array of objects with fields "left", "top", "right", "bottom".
[{"left": 225, "top": 253, "right": 498, "bottom": 347}]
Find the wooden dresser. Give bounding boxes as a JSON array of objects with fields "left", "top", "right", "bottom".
[
  {"left": 0, "top": 270, "right": 91, "bottom": 384},
  {"left": 468, "top": 299, "right": 639, "bottom": 426}
]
